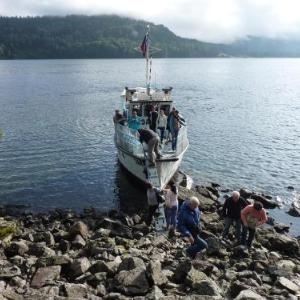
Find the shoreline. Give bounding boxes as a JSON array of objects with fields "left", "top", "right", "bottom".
[{"left": 0, "top": 184, "right": 300, "bottom": 299}]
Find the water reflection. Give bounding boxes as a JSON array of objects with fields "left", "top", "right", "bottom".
[{"left": 114, "top": 160, "right": 147, "bottom": 215}]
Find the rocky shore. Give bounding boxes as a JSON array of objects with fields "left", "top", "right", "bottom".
[{"left": 0, "top": 185, "right": 300, "bottom": 300}]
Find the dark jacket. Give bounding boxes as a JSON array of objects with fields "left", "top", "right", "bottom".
[
  {"left": 222, "top": 196, "right": 247, "bottom": 220},
  {"left": 138, "top": 129, "right": 157, "bottom": 144},
  {"left": 177, "top": 201, "right": 201, "bottom": 238},
  {"left": 149, "top": 111, "right": 158, "bottom": 127}
]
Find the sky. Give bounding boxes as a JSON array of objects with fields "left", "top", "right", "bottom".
[{"left": 1, "top": 0, "right": 300, "bottom": 43}]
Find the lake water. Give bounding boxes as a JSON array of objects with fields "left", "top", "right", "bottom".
[{"left": 0, "top": 59, "right": 300, "bottom": 234}]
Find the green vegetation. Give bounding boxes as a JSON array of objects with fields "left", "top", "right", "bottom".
[
  {"left": 0, "top": 129, "right": 4, "bottom": 139},
  {"left": 0, "top": 15, "right": 222, "bottom": 59},
  {"left": 1, "top": 15, "right": 300, "bottom": 58}
]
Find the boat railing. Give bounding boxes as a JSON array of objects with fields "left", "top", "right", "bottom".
[
  {"left": 175, "top": 125, "right": 189, "bottom": 155},
  {"left": 114, "top": 123, "right": 144, "bottom": 157}
]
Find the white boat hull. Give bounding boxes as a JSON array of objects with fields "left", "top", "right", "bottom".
[{"left": 116, "top": 147, "right": 185, "bottom": 189}]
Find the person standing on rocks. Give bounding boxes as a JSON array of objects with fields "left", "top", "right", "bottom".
[
  {"left": 241, "top": 201, "right": 268, "bottom": 248},
  {"left": 177, "top": 196, "right": 208, "bottom": 259},
  {"left": 146, "top": 183, "right": 160, "bottom": 226},
  {"left": 221, "top": 191, "right": 247, "bottom": 243},
  {"left": 162, "top": 183, "right": 178, "bottom": 237}
]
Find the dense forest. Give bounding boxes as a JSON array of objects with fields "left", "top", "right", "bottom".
[{"left": 1, "top": 15, "right": 300, "bottom": 59}]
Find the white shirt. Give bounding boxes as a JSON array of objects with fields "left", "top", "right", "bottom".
[
  {"left": 157, "top": 114, "right": 167, "bottom": 128},
  {"left": 164, "top": 190, "right": 178, "bottom": 208}
]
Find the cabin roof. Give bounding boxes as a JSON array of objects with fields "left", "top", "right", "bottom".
[{"left": 122, "top": 86, "right": 173, "bottom": 103}]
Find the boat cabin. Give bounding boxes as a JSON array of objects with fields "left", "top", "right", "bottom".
[{"left": 122, "top": 87, "right": 173, "bottom": 127}]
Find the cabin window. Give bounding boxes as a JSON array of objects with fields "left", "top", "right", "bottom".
[
  {"left": 132, "top": 104, "right": 142, "bottom": 116},
  {"left": 159, "top": 104, "right": 171, "bottom": 115},
  {"left": 144, "top": 103, "right": 159, "bottom": 118}
]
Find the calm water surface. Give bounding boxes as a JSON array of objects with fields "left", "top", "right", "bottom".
[{"left": 0, "top": 59, "right": 299, "bottom": 234}]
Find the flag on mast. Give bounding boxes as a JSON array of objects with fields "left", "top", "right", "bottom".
[{"left": 140, "top": 35, "right": 148, "bottom": 57}]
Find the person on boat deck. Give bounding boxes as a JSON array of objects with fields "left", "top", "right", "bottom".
[
  {"left": 146, "top": 183, "right": 160, "bottom": 226},
  {"left": 221, "top": 191, "right": 247, "bottom": 243},
  {"left": 128, "top": 110, "right": 141, "bottom": 131},
  {"left": 113, "top": 109, "right": 125, "bottom": 125},
  {"left": 162, "top": 183, "right": 178, "bottom": 237},
  {"left": 177, "top": 196, "right": 208, "bottom": 259},
  {"left": 241, "top": 201, "right": 268, "bottom": 248},
  {"left": 137, "top": 128, "right": 162, "bottom": 167},
  {"left": 170, "top": 110, "right": 181, "bottom": 151},
  {"left": 149, "top": 105, "right": 158, "bottom": 132},
  {"left": 156, "top": 109, "right": 168, "bottom": 143}
]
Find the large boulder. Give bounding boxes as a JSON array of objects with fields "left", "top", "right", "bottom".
[
  {"left": 234, "top": 289, "right": 266, "bottom": 300},
  {"left": 288, "top": 205, "right": 300, "bottom": 217},
  {"left": 31, "top": 265, "right": 61, "bottom": 288},
  {"left": 178, "top": 186, "right": 216, "bottom": 211},
  {"left": 63, "top": 283, "right": 88, "bottom": 298},
  {"left": 5, "top": 241, "right": 29, "bottom": 257},
  {"left": 259, "top": 233, "right": 299, "bottom": 255},
  {"left": 250, "top": 194, "right": 278, "bottom": 209},
  {"left": 113, "top": 267, "right": 150, "bottom": 296},
  {"left": 70, "top": 221, "right": 89, "bottom": 239},
  {"left": 277, "top": 277, "right": 300, "bottom": 294},
  {"left": 96, "top": 217, "right": 133, "bottom": 239},
  {"left": 118, "top": 256, "right": 146, "bottom": 272},
  {"left": 185, "top": 267, "right": 221, "bottom": 296},
  {"left": 69, "top": 257, "right": 91, "bottom": 278},
  {"left": 147, "top": 260, "right": 168, "bottom": 287},
  {"left": 173, "top": 259, "right": 192, "bottom": 283}
]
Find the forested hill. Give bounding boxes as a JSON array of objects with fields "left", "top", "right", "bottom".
[
  {"left": 1, "top": 15, "right": 300, "bottom": 59},
  {"left": 0, "top": 15, "right": 222, "bottom": 59}
]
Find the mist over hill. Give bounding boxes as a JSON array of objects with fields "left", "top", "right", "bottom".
[{"left": 1, "top": 15, "right": 300, "bottom": 59}]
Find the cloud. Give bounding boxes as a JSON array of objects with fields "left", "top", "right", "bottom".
[{"left": 1, "top": 0, "right": 300, "bottom": 43}]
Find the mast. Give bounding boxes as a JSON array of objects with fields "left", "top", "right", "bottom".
[{"left": 145, "top": 25, "right": 150, "bottom": 95}]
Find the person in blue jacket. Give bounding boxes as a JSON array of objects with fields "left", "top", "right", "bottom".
[
  {"left": 128, "top": 110, "right": 141, "bottom": 131},
  {"left": 177, "top": 196, "right": 208, "bottom": 259}
]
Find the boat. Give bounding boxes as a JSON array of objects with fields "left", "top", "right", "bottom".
[{"left": 113, "top": 26, "right": 189, "bottom": 189}]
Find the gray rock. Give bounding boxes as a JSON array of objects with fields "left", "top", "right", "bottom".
[
  {"left": 28, "top": 243, "right": 55, "bottom": 257},
  {"left": 5, "top": 241, "right": 29, "bottom": 257},
  {"left": 277, "top": 277, "right": 300, "bottom": 294},
  {"left": 145, "top": 286, "right": 164, "bottom": 300},
  {"left": 70, "top": 257, "right": 91, "bottom": 278},
  {"left": 234, "top": 289, "right": 266, "bottom": 300},
  {"left": 33, "top": 231, "right": 55, "bottom": 246},
  {"left": 114, "top": 267, "right": 150, "bottom": 296},
  {"left": 173, "top": 259, "right": 192, "bottom": 283},
  {"left": 250, "top": 194, "right": 278, "bottom": 209},
  {"left": 97, "top": 217, "right": 133, "bottom": 239},
  {"left": 70, "top": 221, "right": 89, "bottom": 239},
  {"left": 147, "top": 260, "right": 168, "bottom": 287},
  {"left": 231, "top": 245, "right": 249, "bottom": 258},
  {"left": 58, "top": 239, "right": 70, "bottom": 252},
  {"left": 97, "top": 283, "right": 107, "bottom": 297},
  {"left": 72, "top": 234, "right": 86, "bottom": 248},
  {"left": 288, "top": 206, "right": 300, "bottom": 217},
  {"left": 90, "top": 256, "right": 121, "bottom": 276},
  {"left": 206, "top": 237, "right": 221, "bottom": 255},
  {"left": 263, "top": 233, "right": 300, "bottom": 255},
  {"left": 31, "top": 265, "right": 61, "bottom": 288},
  {"left": 0, "top": 265, "right": 21, "bottom": 279},
  {"left": 118, "top": 256, "right": 146, "bottom": 272},
  {"left": 2, "top": 288, "right": 24, "bottom": 300},
  {"left": 36, "top": 255, "right": 73, "bottom": 267},
  {"left": 63, "top": 283, "right": 88, "bottom": 298},
  {"left": 185, "top": 268, "right": 221, "bottom": 296},
  {"left": 9, "top": 276, "right": 26, "bottom": 288}
]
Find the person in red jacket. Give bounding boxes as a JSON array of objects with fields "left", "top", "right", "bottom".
[{"left": 241, "top": 201, "right": 268, "bottom": 248}]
